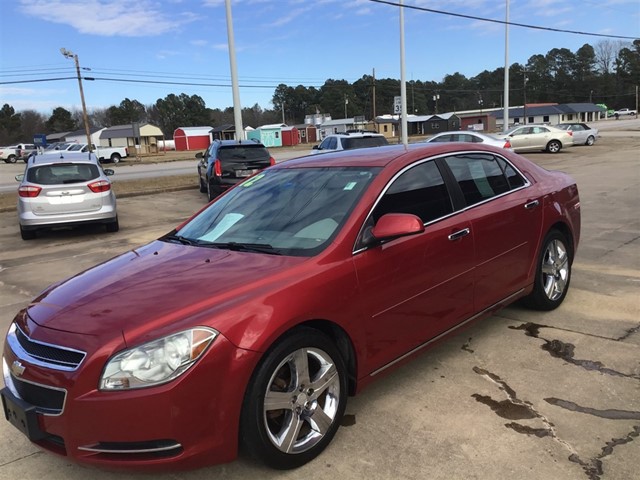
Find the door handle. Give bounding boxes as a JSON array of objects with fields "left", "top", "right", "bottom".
[
  {"left": 524, "top": 200, "right": 540, "bottom": 210},
  {"left": 448, "top": 228, "right": 470, "bottom": 241}
]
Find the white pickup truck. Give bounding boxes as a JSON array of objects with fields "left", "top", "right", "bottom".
[
  {"left": 40, "top": 142, "right": 128, "bottom": 163},
  {"left": 613, "top": 108, "right": 637, "bottom": 116},
  {"left": 0, "top": 143, "right": 37, "bottom": 163}
]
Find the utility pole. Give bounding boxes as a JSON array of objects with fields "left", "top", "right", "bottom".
[
  {"left": 399, "top": 0, "right": 408, "bottom": 146},
  {"left": 225, "top": 0, "right": 243, "bottom": 140},
  {"left": 372, "top": 68, "right": 376, "bottom": 119},
  {"left": 503, "top": 0, "right": 510, "bottom": 133},
  {"left": 523, "top": 68, "right": 528, "bottom": 125},
  {"left": 281, "top": 102, "right": 285, "bottom": 124},
  {"left": 60, "top": 48, "right": 92, "bottom": 153}
]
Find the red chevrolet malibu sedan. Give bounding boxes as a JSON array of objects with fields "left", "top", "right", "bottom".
[{"left": 2, "top": 143, "right": 580, "bottom": 470}]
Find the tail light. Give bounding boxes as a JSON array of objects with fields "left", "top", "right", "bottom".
[
  {"left": 125, "top": 148, "right": 129, "bottom": 155},
  {"left": 566, "top": 131, "right": 573, "bottom": 136},
  {"left": 503, "top": 140, "right": 512, "bottom": 149},
  {"left": 269, "top": 156, "right": 276, "bottom": 166},
  {"left": 18, "top": 186, "right": 42, "bottom": 197},
  {"left": 88, "top": 180, "right": 111, "bottom": 193},
  {"left": 213, "top": 159, "right": 222, "bottom": 176}
]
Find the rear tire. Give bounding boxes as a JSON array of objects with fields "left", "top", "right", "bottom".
[
  {"left": 105, "top": 216, "right": 119, "bottom": 233},
  {"left": 585, "top": 136, "right": 595, "bottom": 146},
  {"left": 207, "top": 181, "right": 220, "bottom": 201},
  {"left": 522, "top": 230, "right": 572, "bottom": 311},
  {"left": 20, "top": 226, "right": 36, "bottom": 240},
  {"left": 110, "top": 153, "right": 121, "bottom": 164},
  {"left": 199, "top": 173, "right": 207, "bottom": 193},
  {"left": 546, "top": 140, "right": 562, "bottom": 153},
  {"left": 240, "top": 327, "right": 347, "bottom": 470}
]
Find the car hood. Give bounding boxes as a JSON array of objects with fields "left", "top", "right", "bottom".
[{"left": 26, "top": 240, "right": 306, "bottom": 340}]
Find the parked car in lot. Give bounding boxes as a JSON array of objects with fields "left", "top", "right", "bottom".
[
  {"left": 0, "top": 143, "right": 37, "bottom": 163},
  {"left": 1, "top": 143, "right": 580, "bottom": 470},
  {"left": 556, "top": 123, "right": 598, "bottom": 146},
  {"left": 425, "top": 131, "right": 513, "bottom": 149},
  {"left": 311, "top": 131, "right": 388, "bottom": 154},
  {"left": 500, "top": 125, "right": 574, "bottom": 153},
  {"left": 14, "top": 152, "right": 118, "bottom": 240},
  {"left": 196, "top": 139, "right": 275, "bottom": 201}
]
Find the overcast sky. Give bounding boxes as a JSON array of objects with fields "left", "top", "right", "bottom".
[{"left": 1, "top": 0, "right": 638, "bottom": 114}]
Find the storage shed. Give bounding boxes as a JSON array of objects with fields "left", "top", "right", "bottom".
[
  {"left": 247, "top": 124, "right": 285, "bottom": 147},
  {"left": 174, "top": 126, "right": 213, "bottom": 151},
  {"left": 294, "top": 124, "right": 317, "bottom": 144},
  {"left": 281, "top": 126, "right": 300, "bottom": 146}
]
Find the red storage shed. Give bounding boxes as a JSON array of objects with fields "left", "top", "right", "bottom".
[
  {"left": 281, "top": 126, "right": 300, "bottom": 146},
  {"left": 174, "top": 126, "right": 213, "bottom": 151}
]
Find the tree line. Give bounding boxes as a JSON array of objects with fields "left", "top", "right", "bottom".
[{"left": 0, "top": 39, "right": 637, "bottom": 145}]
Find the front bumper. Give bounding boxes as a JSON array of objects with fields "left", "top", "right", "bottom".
[{"left": 2, "top": 331, "right": 260, "bottom": 471}]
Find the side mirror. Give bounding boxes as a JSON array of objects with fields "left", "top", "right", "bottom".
[
  {"left": 103, "top": 169, "right": 115, "bottom": 176},
  {"left": 312, "top": 145, "right": 319, "bottom": 150},
  {"left": 371, "top": 213, "right": 424, "bottom": 241},
  {"left": 195, "top": 152, "right": 203, "bottom": 159},
  {"left": 15, "top": 174, "right": 24, "bottom": 182}
]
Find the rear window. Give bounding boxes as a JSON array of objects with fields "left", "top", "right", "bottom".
[
  {"left": 27, "top": 164, "right": 100, "bottom": 185},
  {"left": 218, "top": 145, "right": 270, "bottom": 162},
  {"left": 342, "top": 136, "right": 388, "bottom": 150}
]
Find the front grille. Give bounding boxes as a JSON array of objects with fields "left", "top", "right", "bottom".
[
  {"left": 14, "top": 324, "right": 86, "bottom": 370},
  {"left": 12, "top": 376, "right": 66, "bottom": 415}
]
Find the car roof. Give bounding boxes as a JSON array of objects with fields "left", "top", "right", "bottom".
[
  {"left": 216, "top": 139, "right": 265, "bottom": 147},
  {"left": 326, "top": 132, "right": 384, "bottom": 138},
  {"left": 281, "top": 142, "right": 508, "bottom": 169},
  {"left": 29, "top": 152, "right": 100, "bottom": 166}
]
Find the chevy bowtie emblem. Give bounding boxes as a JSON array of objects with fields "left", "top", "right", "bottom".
[{"left": 11, "top": 361, "right": 25, "bottom": 377}]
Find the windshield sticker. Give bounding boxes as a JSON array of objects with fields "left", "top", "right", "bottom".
[
  {"left": 343, "top": 182, "right": 357, "bottom": 191},
  {"left": 198, "top": 213, "right": 244, "bottom": 242},
  {"left": 241, "top": 173, "right": 266, "bottom": 188}
]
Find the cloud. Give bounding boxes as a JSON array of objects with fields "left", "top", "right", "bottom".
[
  {"left": 19, "top": 0, "right": 198, "bottom": 37},
  {"left": 190, "top": 39, "right": 209, "bottom": 46},
  {"left": 267, "top": 7, "right": 309, "bottom": 27}
]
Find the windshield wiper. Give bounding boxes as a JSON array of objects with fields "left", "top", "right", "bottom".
[
  {"left": 204, "top": 242, "right": 281, "bottom": 255},
  {"left": 163, "top": 234, "right": 199, "bottom": 246}
]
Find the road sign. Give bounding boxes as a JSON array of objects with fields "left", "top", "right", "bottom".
[{"left": 394, "top": 96, "right": 402, "bottom": 114}]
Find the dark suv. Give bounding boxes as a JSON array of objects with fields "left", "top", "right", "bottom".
[{"left": 197, "top": 140, "right": 275, "bottom": 201}]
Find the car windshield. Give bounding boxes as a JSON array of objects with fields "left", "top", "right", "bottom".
[
  {"left": 342, "top": 136, "right": 388, "bottom": 150},
  {"left": 67, "top": 144, "right": 85, "bottom": 151},
  {"left": 173, "top": 166, "right": 379, "bottom": 256},
  {"left": 503, "top": 127, "right": 522, "bottom": 136},
  {"left": 27, "top": 164, "right": 100, "bottom": 185}
]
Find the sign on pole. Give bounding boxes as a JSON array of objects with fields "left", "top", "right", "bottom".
[{"left": 393, "top": 96, "right": 402, "bottom": 114}]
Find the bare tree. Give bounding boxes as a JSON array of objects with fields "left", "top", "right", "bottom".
[
  {"left": 594, "top": 40, "right": 627, "bottom": 74},
  {"left": 19, "top": 110, "right": 46, "bottom": 141}
]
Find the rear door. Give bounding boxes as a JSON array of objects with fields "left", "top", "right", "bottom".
[{"left": 441, "top": 153, "right": 543, "bottom": 310}]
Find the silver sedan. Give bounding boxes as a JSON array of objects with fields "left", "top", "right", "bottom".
[
  {"left": 556, "top": 123, "right": 598, "bottom": 146},
  {"left": 425, "top": 131, "right": 513, "bottom": 149}
]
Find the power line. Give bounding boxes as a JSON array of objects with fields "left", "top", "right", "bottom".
[{"left": 368, "top": 0, "right": 638, "bottom": 40}]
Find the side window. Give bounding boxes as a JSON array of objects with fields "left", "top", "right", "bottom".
[
  {"left": 373, "top": 161, "right": 453, "bottom": 224},
  {"left": 443, "top": 154, "right": 510, "bottom": 206},
  {"left": 328, "top": 137, "right": 338, "bottom": 150},
  {"left": 497, "top": 158, "right": 526, "bottom": 189},
  {"left": 318, "top": 138, "right": 331, "bottom": 150}
]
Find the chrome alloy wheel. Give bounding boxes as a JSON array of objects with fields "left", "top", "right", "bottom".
[
  {"left": 541, "top": 238, "right": 569, "bottom": 301},
  {"left": 263, "top": 347, "right": 341, "bottom": 455}
]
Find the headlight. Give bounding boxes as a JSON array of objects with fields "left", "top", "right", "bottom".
[{"left": 100, "top": 327, "right": 218, "bottom": 390}]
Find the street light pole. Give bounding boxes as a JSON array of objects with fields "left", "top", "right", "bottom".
[{"left": 61, "top": 48, "right": 92, "bottom": 153}]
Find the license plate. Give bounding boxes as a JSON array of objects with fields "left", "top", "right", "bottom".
[
  {"left": 235, "top": 169, "right": 258, "bottom": 178},
  {"left": 1, "top": 387, "right": 47, "bottom": 441}
]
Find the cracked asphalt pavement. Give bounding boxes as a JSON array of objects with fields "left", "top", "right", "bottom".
[{"left": 0, "top": 127, "right": 638, "bottom": 480}]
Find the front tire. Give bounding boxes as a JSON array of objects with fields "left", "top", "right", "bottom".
[
  {"left": 546, "top": 140, "right": 562, "bottom": 153},
  {"left": 240, "top": 327, "right": 348, "bottom": 470},
  {"left": 585, "top": 135, "right": 595, "bottom": 146},
  {"left": 7, "top": 154, "right": 17, "bottom": 164},
  {"left": 522, "top": 230, "right": 572, "bottom": 310}
]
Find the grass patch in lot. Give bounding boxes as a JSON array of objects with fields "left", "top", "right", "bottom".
[{"left": 0, "top": 174, "right": 198, "bottom": 213}]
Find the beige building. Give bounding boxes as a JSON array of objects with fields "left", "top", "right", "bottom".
[{"left": 99, "top": 123, "right": 165, "bottom": 154}]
